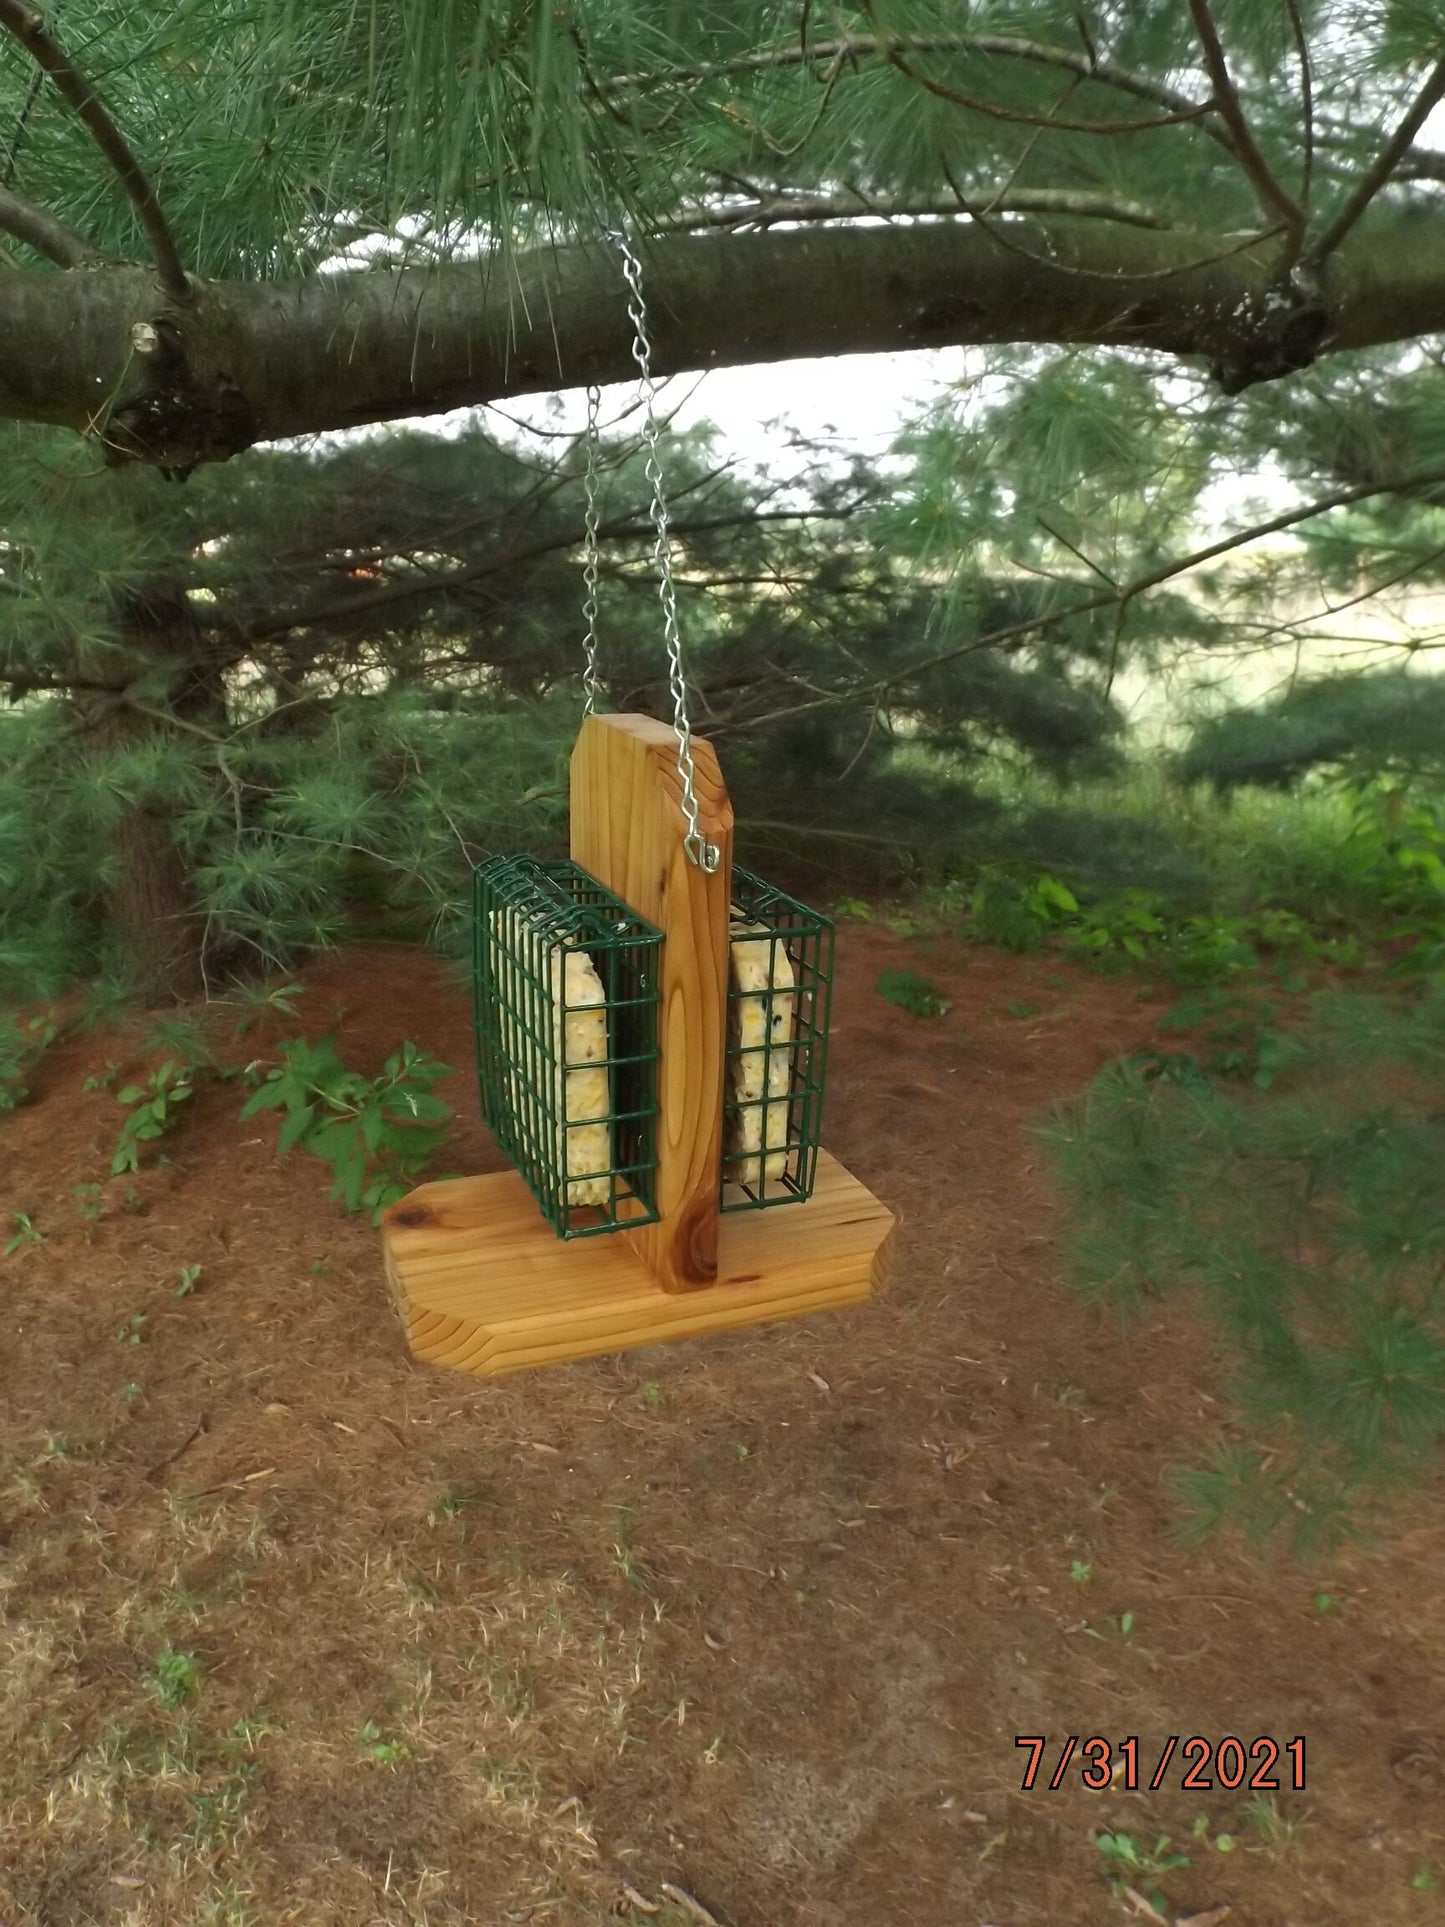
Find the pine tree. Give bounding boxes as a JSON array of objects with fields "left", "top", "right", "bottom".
[
  {"left": 1, "top": 411, "right": 1146, "bottom": 998},
  {"left": 0, "top": 4, "right": 1444, "bottom": 454},
  {"left": 6, "top": 3, "right": 1445, "bottom": 989}
]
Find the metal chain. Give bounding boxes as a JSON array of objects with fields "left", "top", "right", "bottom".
[
  {"left": 614, "top": 229, "right": 721, "bottom": 874},
  {"left": 580, "top": 381, "right": 602, "bottom": 715}
]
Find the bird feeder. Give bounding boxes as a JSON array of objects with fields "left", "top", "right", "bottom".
[
  {"left": 379, "top": 226, "right": 891, "bottom": 1377},
  {"left": 380, "top": 712, "right": 893, "bottom": 1378}
]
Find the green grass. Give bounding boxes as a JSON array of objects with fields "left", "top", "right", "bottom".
[{"left": 907, "top": 744, "right": 1411, "bottom": 928}]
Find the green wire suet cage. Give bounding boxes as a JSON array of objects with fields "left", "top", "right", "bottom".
[
  {"left": 473, "top": 854, "right": 662, "bottom": 1239},
  {"left": 723, "top": 867, "right": 834, "bottom": 1212}
]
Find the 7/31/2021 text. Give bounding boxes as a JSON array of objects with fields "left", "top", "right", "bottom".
[{"left": 1015, "top": 1735, "right": 1306, "bottom": 1794}]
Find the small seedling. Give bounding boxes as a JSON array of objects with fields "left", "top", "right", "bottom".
[
  {"left": 1069, "top": 1559, "right": 1092, "bottom": 1585},
  {"left": 82, "top": 1062, "right": 121, "bottom": 1093},
  {"left": 117, "top": 1312, "right": 147, "bottom": 1346},
  {"left": 876, "top": 967, "right": 952, "bottom": 1018},
  {"left": 121, "top": 1184, "right": 144, "bottom": 1213},
  {"left": 1413, "top": 1867, "right": 1437, "bottom": 1892},
  {"left": 121, "top": 1381, "right": 143, "bottom": 1403},
  {"left": 1313, "top": 1591, "right": 1338, "bottom": 1615},
  {"left": 1195, "top": 1819, "right": 1237, "bottom": 1853},
  {"left": 833, "top": 896, "right": 872, "bottom": 921},
  {"left": 153, "top": 1648, "right": 200, "bottom": 1707},
  {"left": 358, "top": 1720, "right": 412, "bottom": 1765},
  {"left": 174, "top": 1264, "right": 203, "bottom": 1298},
  {"left": 4, "top": 1211, "right": 43, "bottom": 1254},
  {"left": 640, "top": 1381, "right": 670, "bottom": 1413},
  {"left": 1084, "top": 1610, "right": 1134, "bottom": 1641},
  {"left": 1095, "top": 1830, "right": 1189, "bottom": 1911},
  {"left": 72, "top": 1181, "right": 103, "bottom": 1223},
  {"left": 307, "top": 1259, "right": 331, "bottom": 1277},
  {"left": 1004, "top": 998, "right": 1039, "bottom": 1019},
  {"left": 112, "top": 1059, "right": 196, "bottom": 1176}
]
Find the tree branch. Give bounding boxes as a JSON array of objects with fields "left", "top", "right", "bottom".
[
  {"left": 1186, "top": 0, "right": 1306, "bottom": 238},
  {"left": 230, "top": 507, "right": 834, "bottom": 643},
  {"left": 1395, "top": 145, "right": 1445, "bottom": 183},
  {"left": 1283, "top": 0, "right": 1314, "bottom": 216},
  {"left": 1, "top": 54, "right": 42, "bottom": 185},
  {"left": 2, "top": 220, "right": 1443, "bottom": 467},
  {"left": 877, "top": 463, "right": 1445, "bottom": 696},
  {"left": 597, "top": 31, "right": 1233, "bottom": 150},
  {"left": 0, "top": 179, "right": 99, "bottom": 266},
  {"left": 660, "top": 186, "right": 1174, "bottom": 234},
  {"left": 0, "top": 0, "right": 188, "bottom": 298},
  {"left": 884, "top": 41, "right": 1217, "bottom": 138},
  {"left": 1301, "top": 54, "right": 1445, "bottom": 268}
]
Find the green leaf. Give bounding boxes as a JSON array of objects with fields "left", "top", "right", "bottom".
[
  {"left": 239, "top": 1082, "right": 284, "bottom": 1118},
  {"left": 1035, "top": 875, "right": 1079, "bottom": 915},
  {"left": 277, "top": 1103, "right": 317, "bottom": 1154}
]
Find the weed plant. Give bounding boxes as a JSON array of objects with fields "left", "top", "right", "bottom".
[{"left": 241, "top": 1037, "right": 453, "bottom": 1221}]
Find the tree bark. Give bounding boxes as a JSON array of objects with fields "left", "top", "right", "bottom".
[
  {"left": 108, "top": 797, "right": 205, "bottom": 1005},
  {"left": 0, "top": 218, "right": 1441, "bottom": 468},
  {"left": 78, "top": 581, "right": 219, "bottom": 1004}
]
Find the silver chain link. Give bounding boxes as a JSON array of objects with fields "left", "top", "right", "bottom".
[
  {"left": 614, "top": 230, "right": 720, "bottom": 874},
  {"left": 580, "top": 381, "right": 602, "bottom": 716}
]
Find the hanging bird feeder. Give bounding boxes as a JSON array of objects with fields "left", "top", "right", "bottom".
[{"left": 380, "top": 233, "right": 893, "bottom": 1378}]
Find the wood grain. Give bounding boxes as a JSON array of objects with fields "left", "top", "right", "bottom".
[
  {"left": 380, "top": 1149, "right": 894, "bottom": 1378},
  {"left": 568, "top": 713, "right": 733, "bottom": 1292}
]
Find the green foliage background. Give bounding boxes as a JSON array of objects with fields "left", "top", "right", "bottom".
[{"left": 1036, "top": 988, "right": 1445, "bottom": 1549}]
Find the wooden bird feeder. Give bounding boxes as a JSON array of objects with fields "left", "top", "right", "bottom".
[{"left": 379, "top": 712, "right": 894, "bottom": 1379}]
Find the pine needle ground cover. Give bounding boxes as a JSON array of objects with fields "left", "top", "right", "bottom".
[
  {"left": 1036, "top": 986, "right": 1445, "bottom": 1551},
  {"left": 5, "top": 932, "right": 1445, "bottom": 1925}
]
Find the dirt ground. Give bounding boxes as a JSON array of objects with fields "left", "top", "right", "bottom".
[{"left": 2, "top": 925, "right": 1443, "bottom": 1927}]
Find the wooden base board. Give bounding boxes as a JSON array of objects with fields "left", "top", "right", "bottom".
[{"left": 380, "top": 1149, "right": 894, "bottom": 1378}]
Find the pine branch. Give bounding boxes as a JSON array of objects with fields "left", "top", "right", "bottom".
[
  {"left": 596, "top": 30, "right": 1233, "bottom": 151},
  {"left": 934, "top": 160, "right": 1279, "bottom": 284},
  {"left": 872, "top": 463, "right": 1445, "bottom": 699},
  {"left": 1302, "top": 54, "right": 1445, "bottom": 269},
  {"left": 1186, "top": 0, "right": 1306, "bottom": 239},
  {"left": 0, "top": 54, "right": 41, "bottom": 185},
  {"left": 4, "top": 667, "right": 127, "bottom": 695},
  {"left": 1395, "top": 146, "right": 1445, "bottom": 183},
  {"left": 230, "top": 507, "right": 844, "bottom": 643},
  {"left": 660, "top": 186, "right": 1173, "bottom": 234},
  {"left": 1212, "top": 540, "right": 1445, "bottom": 653},
  {"left": 1283, "top": 0, "right": 1314, "bottom": 216},
  {"left": 7, "top": 221, "right": 1445, "bottom": 461},
  {"left": 883, "top": 39, "right": 1217, "bottom": 139},
  {"left": 0, "top": 179, "right": 99, "bottom": 266},
  {"left": 0, "top": 0, "right": 187, "bottom": 298}
]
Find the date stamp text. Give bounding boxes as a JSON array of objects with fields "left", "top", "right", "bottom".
[{"left": 1015, "top": 1735, "right": 1306, "bottom": 1793}]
